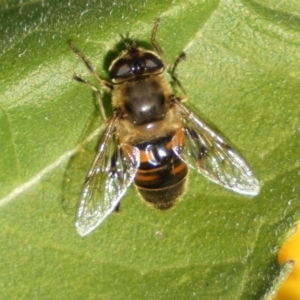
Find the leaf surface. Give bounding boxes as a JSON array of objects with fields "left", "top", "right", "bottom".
[{"left": 0, "top": 1, "right": 299, "bottom": 299}]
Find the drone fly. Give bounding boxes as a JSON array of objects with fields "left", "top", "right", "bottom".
[{"left": 69, "top": 20, "right": 260, "bottom": 236}]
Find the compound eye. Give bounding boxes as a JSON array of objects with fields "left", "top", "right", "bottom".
[
  {"left": 110, "top": 58, "right": 146, "bottom": 80},
  {"left": 110, "top": 59, "right": 131, "bottom": 79},
  {"left": 144, "top": 53, "right": 163, "bottom": 70},
  {"left": 109, "top": 51, "right": 164, "bottom": 82},
  {"left": 131, "top": 59, "right": 145, "bottom": 74}
]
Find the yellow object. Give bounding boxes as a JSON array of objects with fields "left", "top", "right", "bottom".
[{"left": 274, "top": 224, "right": 300, "bottom": 300}]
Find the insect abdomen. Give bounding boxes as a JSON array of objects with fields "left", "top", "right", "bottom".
[{"left": 134, "top": 131, "right": 188, "bottom": 209}]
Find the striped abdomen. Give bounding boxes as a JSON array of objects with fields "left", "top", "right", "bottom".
[{"left": 133, "top": 130, "right": 188, "bottom": 209}]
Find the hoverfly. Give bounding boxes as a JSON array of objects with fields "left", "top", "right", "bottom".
[{"left": 69, "top": 20, "right": 260, "bottom": 236}]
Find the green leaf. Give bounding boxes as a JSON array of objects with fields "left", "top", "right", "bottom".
[{"left": 0, "top": 0, "right": 299, "bottom": 299}]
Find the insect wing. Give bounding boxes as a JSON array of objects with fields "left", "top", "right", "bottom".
[
  {"left": 75, "top": 118, "right": 140, "bottom": 236},
  {"left": 173, "top": 100, "right": 260, "bottom": 196}
]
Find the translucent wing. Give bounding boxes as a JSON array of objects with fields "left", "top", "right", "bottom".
[
  {"left": 75, "top": 116, "right": 140, "bottom": 236},
  {"left": 172, "top": 100, "right": 260, "bottom": 196}
]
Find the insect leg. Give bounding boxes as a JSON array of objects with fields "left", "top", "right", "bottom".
[
  {"left": 151, "top": 19, "right": 168, "bottom": 67},
  {"left": 171, "top": 52, "right": 187, "bottom": 96},
  {"left": 72, "top": 74, "right": 107, "bottom": 121},
  {"left": 69, "top": 41, "right": 113, "bottom": 91}
]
